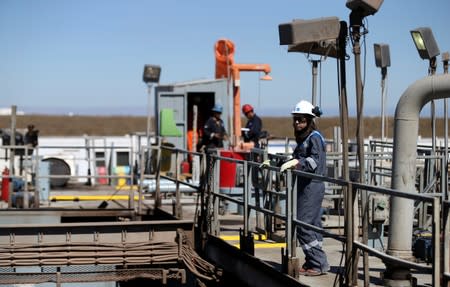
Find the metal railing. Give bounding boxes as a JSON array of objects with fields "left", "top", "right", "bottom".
[
  {"left": 202, "top": 148, "right": 445, "bottom": 287},
  {"left": 1, "top": 139, "right": 449, "bottom": 286}
]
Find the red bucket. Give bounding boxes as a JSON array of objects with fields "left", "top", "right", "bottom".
[{"left": 219, "top": 151, "right": 246, "bottom": 188}]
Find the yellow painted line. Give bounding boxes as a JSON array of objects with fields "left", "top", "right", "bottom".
[
  {"left": 220, "top": 234, "right": 285, "bottom": 249},
  {"left": 50, "top": 195, "right": 143, "bottom": 201},
  {"left": 115, "top": 185, "right": 139, "bottom": 190},
  {"left": 220, "top": 234, "right": 267, "bottom": 241},
  {"left": 232, "top": 243, "right": 286, "bottom": 249}
]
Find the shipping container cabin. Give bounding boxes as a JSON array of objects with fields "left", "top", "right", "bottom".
[{"left": 154, "top": 78, "right": 231, "bottom": 151}]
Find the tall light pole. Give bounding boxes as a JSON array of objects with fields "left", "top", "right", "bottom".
[
  {"left": 346, "top": 1, "right": 384, "bottom": 286},
  {"left": 385, "top": 26, "right": 440, "bottom": 287},
  {"left": 310, "top": 59, "right": 320, "bottom": 107},
  {"left": 374, "top": 43, "right": 391, "bottom": 141},
  {"left": 140, "top": 64, "right": 161, "bottom": 214},
  {"left": 410, "top": 27, "right": 440, "bottom": 157},
  {"left": 346, "top": 0, "right": 384, "bottom": 185},
  {"left": 410, "top": 27, "right": 440, "bottom": 206},
  {"left": 142, "top": 64, "right": 161, "bottom": 172}
]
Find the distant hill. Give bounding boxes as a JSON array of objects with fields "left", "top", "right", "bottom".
[{"left": 0, "top": 115, "right": 446, "bottom": 139}]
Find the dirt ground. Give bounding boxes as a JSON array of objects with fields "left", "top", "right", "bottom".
[{"left": 0, "top": 115, "right": 445, "bottom": 139}]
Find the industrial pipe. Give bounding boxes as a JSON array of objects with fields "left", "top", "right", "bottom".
[
  {"left": 231, "top": 64, "right": 271, "bottom": 140},
  {"left": 215, "top": 39, "right": 235, "bottom": 79},
  {"left": 214, "top": 39, "right": 271, "bottom": 145},
  {"left": 386, "top": 74, "right": 450, "bottom": 282}
]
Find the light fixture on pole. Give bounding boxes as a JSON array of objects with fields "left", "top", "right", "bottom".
[
  {"left": 345, "top": 0, "right": 384, "bottom": 186},
  {"left": 142, "top": 64, "right": 161, "bottom": 172},
  {"left": 143, "top": 64, "right": 162, "bottom": 84},
  {"left": 373, "top": 43, "right": 390, "bottom": 141},
  {"left": 142, "top": 64, "right": 161, "bottom": 140},
  {"left": 410, "top": 27, "right": 440, "bottom": 157},
  {"left": 410, "top": 27, "right": 440, "bottom": 74},
  {"left": 278, "top": 16, "right": 342, "bottom": 105},
  {"left": 384, "top": 27, "right": 441, "bottom": 287},
  {"left": 410, "top": 27, "right": 440, "bottom": 59},
  {"left": 374, "top": 43, "right": 391, "bottom": 69},
  {"left": 443, "top": 51, "right": 449, "bottom": 200},
  {"left": 279, "top": 16, "right": 341, "bottom": 58},
  {"left": 346, "top": 2, "right": 383, "bottom": 286},
  {"left": 346, "top": 0, "right": 384, "bottom": 18}
]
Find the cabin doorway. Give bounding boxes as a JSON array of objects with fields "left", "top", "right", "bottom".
[{"left": 187, "top": 92, "right": 215, "bottom": 151}]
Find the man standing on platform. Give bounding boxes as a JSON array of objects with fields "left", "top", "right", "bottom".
[
  {"left": 241, "top": 104, "right": 262, "bottom": 148},
  {"left": 199, "top": 104, "right": 228, "bottom": 151}
]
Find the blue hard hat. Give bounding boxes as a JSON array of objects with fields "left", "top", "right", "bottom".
[{"left": 212, "top": 104, "right": 223, "bottom": 113}]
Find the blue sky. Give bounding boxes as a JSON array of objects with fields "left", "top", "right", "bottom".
[{"left": 1, "top": 0, "right": 449, "bottom": 117}]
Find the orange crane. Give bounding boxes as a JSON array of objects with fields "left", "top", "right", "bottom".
[{"left": 214, "top": 39, "right": 271, "bottom": 148}]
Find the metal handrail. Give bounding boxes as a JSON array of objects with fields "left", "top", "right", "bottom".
[{"left": 204, "top": 148, "right": 443, "bottom": 285}]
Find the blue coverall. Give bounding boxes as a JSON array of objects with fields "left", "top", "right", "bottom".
[
  {"left": 202, "top": 116, "right": 226, "bottom": 149},
  {"left": 292, "top": 130, "right": 329, "bottom": 272},
  {"left": 243, "top": 113, "right": 262, "bottom": 148}
]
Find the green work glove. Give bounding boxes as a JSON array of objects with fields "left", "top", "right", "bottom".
[{"left": 280, "top": 159, "right": 299, "bottom": 172}]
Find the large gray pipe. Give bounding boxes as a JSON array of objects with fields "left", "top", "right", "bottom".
[{"left": 388, "top": 74, "right": 450, "bottom": 257}]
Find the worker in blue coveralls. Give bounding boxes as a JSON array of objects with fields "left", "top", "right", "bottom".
[
  {"left": 241, "top": 104, "right": 262, "bottom": 148},
  {"left": 199, "top": 104, "right": 228, "bottom": 151},
  {"left": 280, "top": 99, "right": 329, "bottom": 276}
]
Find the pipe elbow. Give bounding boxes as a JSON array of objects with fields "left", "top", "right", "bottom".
[{"left": 395, "top": 74, "right": 450, "bottom": 118}]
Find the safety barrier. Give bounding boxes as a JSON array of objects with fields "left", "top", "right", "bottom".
[
  {"left": 202, "top": 147, "right": 447, "bottom": 287},
  {"left": 1, "top": 139, "right": 449, "bottom": 286}
]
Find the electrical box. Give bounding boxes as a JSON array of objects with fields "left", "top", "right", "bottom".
[
  {"left": 38, "top": 160, "right": 50, "bottom": 202},
  {"left": 368, "top": 194, "right": 388, "bottom": 224}
]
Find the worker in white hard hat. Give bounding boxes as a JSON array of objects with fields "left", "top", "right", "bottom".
[{"left": 281, "top": 99, "right": 329, "bottom": 276}]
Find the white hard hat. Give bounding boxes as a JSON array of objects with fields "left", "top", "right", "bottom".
[{"left": 291, "top": 100, "right": 316, "bottom": 117}]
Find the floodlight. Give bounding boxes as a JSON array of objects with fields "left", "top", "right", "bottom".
[
  {"left": 143, "top": 65, "right": 161, "bottom": 84},
  {"left": 374, "top": 43, "right": 391, "bottom": 68},
  {"left": 278, "top": 17, "right": 341, "bottom": 58},
  {"left": 279, "top": 17, "right": 340, "bottom": 45},
  {"left": 410, "top": 27, "right": 440, "bottom": 60},
  {"left": 346, "top": 0, "right": 384, "bottom": 17}
]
